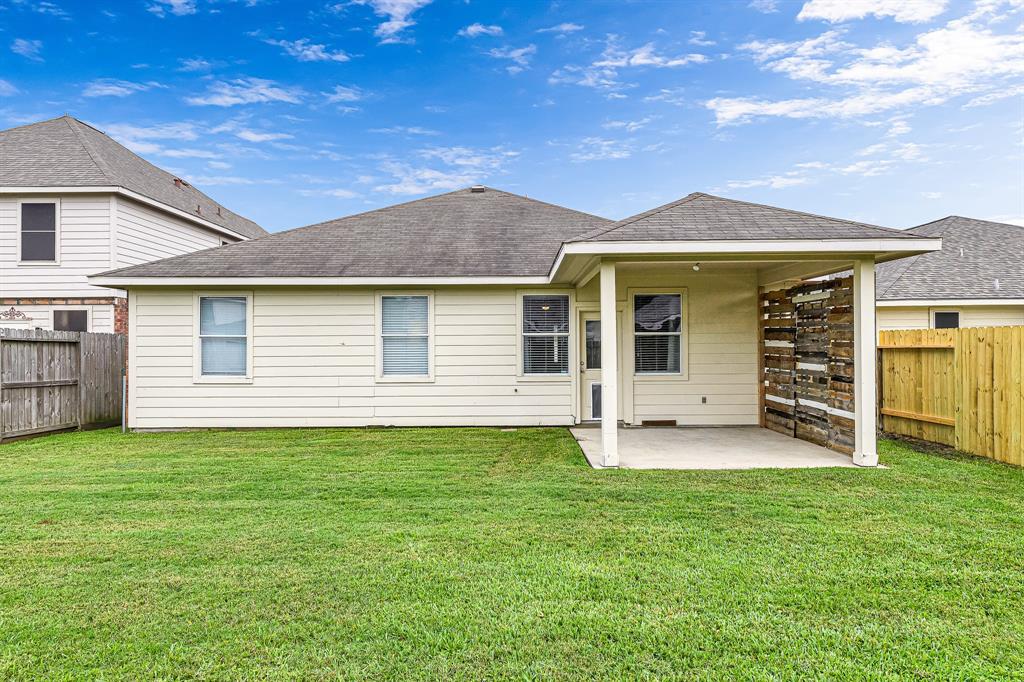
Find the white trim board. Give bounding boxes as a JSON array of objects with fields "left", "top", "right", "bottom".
[{"left": 877, "top": 299, "right": 1024, "bottom": 307}]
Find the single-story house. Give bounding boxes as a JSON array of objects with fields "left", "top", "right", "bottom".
[
  {"left": 877, "top": 216, "right": 1023, "bottom": 330},
  {"left": 90, "top": 187, "right": 941, "bottom": 467}
]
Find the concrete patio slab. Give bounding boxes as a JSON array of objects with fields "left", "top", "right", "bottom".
[{"left": 571, "top": 426, "right": 860, "bottom": 470}]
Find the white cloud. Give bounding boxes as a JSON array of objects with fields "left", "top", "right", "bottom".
[
  {"left": 178, "top": 57, "right": 212, "bottom": 72},
  {"left": 298, "top": 188, "right": 360, "bottom": 198},
  {"left": 537, "top": 22, "right": 584, "bottom": 34},
  {"left": 147, "top": 0, "right": 196, "bottom": 17},
  {"left": 688, "top": 31, "right": 716, "bottom": 46},
  {"left": 235, "top": 129, "right": 294, "bottom": 142},
  {"left": 644, "top": 87, "right": 687, "bottom": 105},
  {"left": 921, "top": 191, "right": 943, "bottom": 199},
  {"left": 185, "top": 78, "right": 304, "bottom": 107},
  {"left": 488, "top": 45, "right": 537, "bottom": 74},
  {"left": 352, "top": 0, "right": 433, "bottom": 44},
  {"left": 798, "top": 0, "right": 948, "bottom": 23},
  {"left": 82, "top": 79, "right": 163, "bottom": 98},
  {"left": 727, "top": 174, "right": 810, "bottom": 189},
  {"left": 186, "top": 175, "right": 270, "bottom": 186},
  {"left": 34, "top": 2, "right": 70, "bottom": 19},
  {"left": 459, "top": 23, "right": 502, "bottom": 38},
  {"left": 0, "top": 80, "right": 18, "bottom": 96},
  {"left": 712, "top": 3, "right": 1024, "bottom": 126},
  {"left": 569, "top": 137, "right": 633, "bottom": 162},
  {"left": 886, "top": 119, "right": 911, "bottom": 136},
  {"left": 264, "top": 38, "right": 350, "bottom": 62},
  {"left": 602, "top": 117, "right": 654, "bottom": 132},
  {"left": 749, "top": 0, "right": 779, "bottom": 12},
  {"left": 375, "top": 145, "right": 518, "bottom": 194},
  {"left": 207, "top": 160, "right": 232, "bottom": 170},
  {"left": 551, "top": 36, "right": 708, "bottom": 93},
  {"left": 369, "top": 126, "right": 440, "bottom": 135},
  {"left": 324, "top": 85, "right": 365, "bottom": 103},
  {"left": 964, "top": 84, "right": 1024, "bottom": 107},
  {"left": 11, "top": 38, "right": 43, "bottom": 61},
  {"left": 104, "top": 122, "right": 200, "bottom": 143},
  {"left": 594, "top": 42, "right": 707, "bottom": 68}
]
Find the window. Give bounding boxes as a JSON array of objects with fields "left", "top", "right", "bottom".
[
  {"left": 380, "top": 295, "right": 430, "bottom": 377},
  {"left": 585, "top": 319, "right": 601, "bottom": 369},
  {"left": 522, "top": 295, "right": 569, "bottom": 375},
  {"left": 198, "top": 296, "right": 248, "bottom": 376},
  {"left": 634, "top": 293, "right": 682, "bottom": 374},
  {"left": 934, "top": 311, "right": 960, "bottom": 329},
  {"left": 20, "top": 201, "right": 57, "bottom": 262},
  {"left": 54, "top": 310, "right": 87, "bottom": 332}
]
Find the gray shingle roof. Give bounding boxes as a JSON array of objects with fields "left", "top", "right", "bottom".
[
  {"left": 0, "top": 116, "right": 266, "bottom": 240},
  {"left": 96, "top": 186, "right": 611, "bottom": 278},
  {"left": 877, "top": 216, "right": 1024, "bottom": 300},
  {"left": 573, "top": 192, "right": 916, "bottom": 242}
]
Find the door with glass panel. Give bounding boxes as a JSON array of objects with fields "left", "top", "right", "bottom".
[{"left": 580, "top": 312, "right": 603, "bottom": 421}]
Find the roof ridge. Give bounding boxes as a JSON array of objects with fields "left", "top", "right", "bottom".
[
  {"left": 271, "top": 186, "right": 610, "bottom": 240},
  {"left": 876, "top": 253, "right": 921, "bottom": 298},
  {"left": 62, "top": 116, "right": 116, "bottom": 185},
  {"left": 569, "top": 191, "right": 705, "bottom": 242},
  {"left": 698, "top": 192, "right": 907, "bottom": 236},
  {"left": 0, "top": 114, "right": 74, "bottom": 135}
]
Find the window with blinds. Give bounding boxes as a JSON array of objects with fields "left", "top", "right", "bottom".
[
  {"left": 634, "top": 293, "right": 682, "bottom": 374},
  {"left": 199, "top": 296, "right": 248, "bottom": 376},
  {"left": 381, "top": 295, "right": 429, "bottom": 376},
  {"left": 523, "top": 295, "right": 569, "bottom": 374}
]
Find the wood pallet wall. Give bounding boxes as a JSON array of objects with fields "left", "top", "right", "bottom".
[{"left": 760, "top": 277, "right": 856, "bottom": 455}]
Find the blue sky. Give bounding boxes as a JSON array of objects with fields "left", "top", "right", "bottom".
[{"left": 2, "top": 0, "right": 1022, "bottom": 233}]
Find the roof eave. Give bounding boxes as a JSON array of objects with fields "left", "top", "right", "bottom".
[{"left": 0, "top": 185, "right": 257, "bottom": 241}]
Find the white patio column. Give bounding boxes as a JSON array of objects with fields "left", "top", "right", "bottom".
[
  {"left": 852, "top": 258, "right": 878, "bottom": 466},
  {"left": 600, "top": 260, "right": 619, "bottom": 467}
]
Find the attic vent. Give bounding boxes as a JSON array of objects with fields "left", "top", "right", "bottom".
[{"left": 470, "top": 185, "right": 486, "bottom": 193}]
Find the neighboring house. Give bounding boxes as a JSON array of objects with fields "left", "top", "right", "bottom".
[
  {"left": 0, "top": 116, "right": 266, "bottom": 333},
  {"left": 877, "top": 216, "right": 1024, "bottom": 330},
  {"left": 90, "top": 188, "right": 940, "bottom": 467}
]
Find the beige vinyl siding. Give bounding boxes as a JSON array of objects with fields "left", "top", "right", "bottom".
[
  {"left": 577, "top": 264, "right": 758, "bottom": 426},
  {"left": 0, "top": 302, "right": 115, "bottom": 332},
  {"left": 877, "top": 307, "right": 930, "bottom": 330},
  {"left": 130, "top": 286, "right": 575, "bottom": 429},
  {"left": 0, "top": 194, "right": 112, "bottom": 298},
  {"left": 115, "top": 196, "right": 225, "bottom": 267},
  {"left": 878, "top": 305, "right": 1024, "bottom": 330}
]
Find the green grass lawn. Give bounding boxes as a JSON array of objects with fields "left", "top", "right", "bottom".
[{"left": 1, "top": 428, "right": 1022, "bottom": 680}]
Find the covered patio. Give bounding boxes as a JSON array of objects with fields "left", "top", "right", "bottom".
[{"left": 571, "top": 426, "right": 858, "bottom": 470}]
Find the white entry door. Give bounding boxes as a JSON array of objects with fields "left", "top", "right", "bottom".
[{"left": 580, "top": 312, "right": 603, "bottom": 421}]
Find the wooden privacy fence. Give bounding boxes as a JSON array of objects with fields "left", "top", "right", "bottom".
[
  {"left": 878, "top": 326, "right": 1023, "bottom": 465},
  {"left": 0, "top": 328, "right": 125, "bottom": 442}
]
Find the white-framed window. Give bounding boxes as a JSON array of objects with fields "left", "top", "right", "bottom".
[
  {"left": 193, "top": 292, "right": 253, "bottom": 383},
  {"left": 633, "top": 291, "right": 684, "bottom": 375},
  {"left": 932, "top": 310, "right": 960, "bottom": 329},
  {"left": 18, "top": 199, "right": 60, "bottom": 264},
  {"left": 376, "top": 291, "right": 433, "bottom": 382},
  {"left": 521, "top": 294, "right": 570, "bottom": 375}
]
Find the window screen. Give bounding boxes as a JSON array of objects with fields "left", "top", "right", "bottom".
[
  {"left": 54, "top": 310, "right": 87, "bottom": 332},
  {"left": 934, "top": 311, "right": 960, "bottom": 329},
  {"left": 21, "top": 203, "right": 56, "bottom": 262},
  {"left": 634, "top": 293, "right": 682, "bottom": 374},
  {"left": 381, "top": 295, "right": 429, "bottom": 376},
  {"left": 523, "top": 295, "right": 569, "bottom": 374},
  {"left": 199, "top": 297, "right": 247, "bottom": 376}
]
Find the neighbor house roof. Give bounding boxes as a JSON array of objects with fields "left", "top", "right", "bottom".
[
  {"left": 876, "top": 216, "right": 1024, "bottom": 300},
  {"left": 573, "top": 192, "right": 917, "bottom": 242},
  {"left": 93, "top": 186, "right": 612, "bottom": 279},
  {"left": 0, "top": 115, "right": 266, "bottom": 240}
]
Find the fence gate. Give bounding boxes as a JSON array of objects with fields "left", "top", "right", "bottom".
[{"left": 0, "top": 328, "right": 125, "bottom": 442}]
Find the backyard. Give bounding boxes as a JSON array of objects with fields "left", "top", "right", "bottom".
[{"left": 1, "top": 427, "right": 1021, "bottom": 679}]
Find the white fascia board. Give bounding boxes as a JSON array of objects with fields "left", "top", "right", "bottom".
[
  {"left": 550, "top": 238, "right": 941, "bottom": 277},
  {"left": 88, "top": 275, "right": 551, "bottom": 288},
  {"left": 2, "top": 185, "right": 250, "bottom": 241},
  {"left": 876, "top": 298, "right": 1024, "bottom": 307}
]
